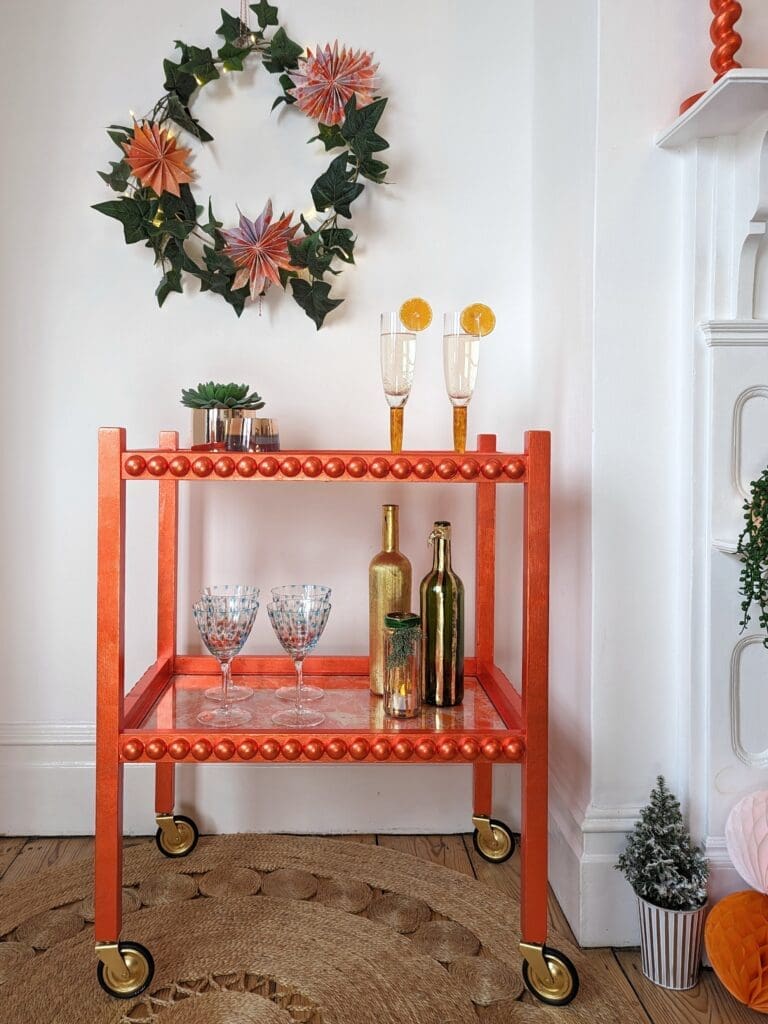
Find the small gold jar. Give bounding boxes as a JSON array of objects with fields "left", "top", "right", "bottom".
[{"left": 383, "top": 612, "right": 421, "bottom": 719}]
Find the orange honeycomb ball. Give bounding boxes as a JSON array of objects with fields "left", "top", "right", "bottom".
[{"left": 706, "top": 890, "right": 768, "bottom": 1013}]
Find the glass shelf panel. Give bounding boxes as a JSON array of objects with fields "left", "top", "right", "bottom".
[{"left": 140, "top": 673, "right": 510, "bottom": 734}]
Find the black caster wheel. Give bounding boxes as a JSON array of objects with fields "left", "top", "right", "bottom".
[
  {"left": 97, "top": 942, "right": 155, "bottom": 999},
  {"left": 522, "top": 947, "right": 579, "bottom": 1006},
  {"left": 472, "top": 818, "right": 516, "bottom": 863},
  {"left": 155, "top": 814, "right": 199, "bottom": 858}
]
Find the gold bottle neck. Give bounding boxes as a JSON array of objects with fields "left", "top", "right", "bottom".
[{"left": 382, "top": 505, "right": 399, "bottom": 552}]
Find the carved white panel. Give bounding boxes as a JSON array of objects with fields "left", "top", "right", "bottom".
[
  {"left": 731, "top": 385, "right": 768, "bottom": 498},
  {"left": 730, "top": 635, "right": 768, "bottom": 767}
]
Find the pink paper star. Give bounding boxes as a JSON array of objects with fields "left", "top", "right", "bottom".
[{"left": 220, "top": 200, "right": 300, "bottom": 300}]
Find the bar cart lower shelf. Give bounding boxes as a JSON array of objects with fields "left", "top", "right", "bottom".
[{"left": 94, "top": 428, "right": 579, "bottom": 1007}]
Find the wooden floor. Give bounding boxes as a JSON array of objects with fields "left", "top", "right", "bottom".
[{"left": 0, "top": 832, "right": 758, "bottom": 1023}]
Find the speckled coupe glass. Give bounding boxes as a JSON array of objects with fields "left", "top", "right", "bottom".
[
  {"left": 193, "top": 593, "right": 259, "bottom": 727},
  {"left": 268, "top": 591, "right": 332, "bottom": 728},
  {"left": 271, "top": 585, "right": 331, "bottom": 702},
  {"left": 202, "top": 586, "right": 260, "bottom": 703}
]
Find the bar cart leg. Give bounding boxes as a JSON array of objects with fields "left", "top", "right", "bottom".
[
  {"left": 471, "top": 762, "right": 515, "bottom": 863},
  {"left": 95, "top": 428, "right": 155, "bottom": 998},
  {"left": 517, "top": 430, "right": 578, "bottom": 1006}
]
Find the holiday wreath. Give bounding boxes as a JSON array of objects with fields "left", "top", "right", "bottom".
[{"left": 93, "top": 1, "right": 389, "bottom": 329}]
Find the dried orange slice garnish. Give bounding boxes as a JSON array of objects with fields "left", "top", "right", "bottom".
[
  {"left": 399, "top": 297, "right": 433, "bottom": 332},
  {"left": 460, "top": 303, "right": 496, "bottom": 337}
]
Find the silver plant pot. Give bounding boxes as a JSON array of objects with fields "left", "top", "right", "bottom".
[
  {"left": 191, "top": 409, "right": 280, "bottom": 452},
  {"left": 636, "top": 895, "right": 706, "bottom": 990}
]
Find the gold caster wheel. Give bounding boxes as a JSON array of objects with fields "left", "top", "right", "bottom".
[
  {"left": 96, "top": 942, "right": 154, "bottom": 999},
  {"left": 521, "top": 945, "right": 579, "bottom": 1006},
  {"left": 155, "top": 814, "right": 199, "bottom": 858},
  {"left": 472, "top": 815, "right": 515, "bottom": 864}
]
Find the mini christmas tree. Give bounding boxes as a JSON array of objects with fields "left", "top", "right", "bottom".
[{"left": 617, "top": 776, "right": 708, "bottom": 911}]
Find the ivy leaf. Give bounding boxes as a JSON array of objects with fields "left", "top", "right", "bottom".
[
  {"left": 107, "top": 125, "right": 132, "bottom": 150},
  {"left": 271, "top": 73, "right": 296, "bottom": 110},
  {"left": 290, "top": 278, "right": 343, "bottom": 329},
  {"left": 218, "top": 40, "right": 251, "bottom": 72},
  {"left": 311, "top": 152, "right": 364, "bottom": 219},
  {"left": 263, "top": 27, "right": 303, "bottom": 73},
  {"left": 179, "top": 46, "right": 220, "bottom": 85},
  {"left": 216, "top": 8, "right": 247, "bottom": 42},
  {"left": 202, "top": 198, "right": 223, "bottom": 238},
  {"left": 278, "top": 266, "right": 298, "bottom": 288},
  {"left": 92, "top": 197, "right": 151, "bottom": 244},
  {"left": 288, "top": 233, "right": 339, "bottom": 279},
  {"left": 163, "top": 58, "right": 197, "bottom": 103},
  {"left": 203, "top": 245, "right": 237, "bottom": 275},
  {"left": 250, "top": 0, "right": 279, "bottom": 28},
  {"left": 166, "top": 94, "right": 214, "bottom": 142},
  {"left": 358, "top": 156, "right": 389, "bottom": 183},
  {"left": 98, "top": 159, "right": 131, "bottom": 192},
  {"left": 308, "top": 122, "right": 345, "bottom": 151},
  {"left": 156, "top": 266, "right": 183, "bottom": 307},
  {"left": 320, "top": 227, "right": 355, "bottom": 264},
  {"left": 340, "top": 95, "right": 389, "bottom": 158}
]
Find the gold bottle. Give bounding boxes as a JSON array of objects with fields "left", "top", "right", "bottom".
[{"left": 369, "top": 505, "right": 412, "bottom": 695}]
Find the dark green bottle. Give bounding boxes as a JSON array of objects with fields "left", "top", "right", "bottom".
[{"left": 420, "top": 521, "right": 464, "bottom": 706}]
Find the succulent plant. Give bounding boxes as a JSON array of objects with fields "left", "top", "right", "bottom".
[{"left": 181, "top": 382, "right": 265, "bottom": 410}]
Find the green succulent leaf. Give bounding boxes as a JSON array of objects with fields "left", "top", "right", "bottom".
[
  {"left": 166, "top": 94, "right": 214, "bottom": 142},
  {"left": 263, "top": 27, "right": 303, "bottom": 73},
  {"left": 311, "top": 152, "right": 364, "bottom": 219},
  {"left": 340, "top": 95, "right": 389, "bottom": 159},
  {"left": 250, "top": 0, "right": 279, "bottom": 28},
  {"left": 290, "top": 278, "right": 343, "bottom": 330},
  {"left": 181, "top": 381, "right": 265, "bottom": 408}
]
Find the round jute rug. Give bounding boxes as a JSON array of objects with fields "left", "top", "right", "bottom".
[{"left": 0, "top": 835, "right": 634, "bottom": 1023}]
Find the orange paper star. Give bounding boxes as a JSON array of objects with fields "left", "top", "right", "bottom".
[{"left": 122, "top": 121, "right": 194, "bottom": 198}]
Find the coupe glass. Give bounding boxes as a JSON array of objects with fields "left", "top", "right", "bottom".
[
  {"left": 443, "top": 312, "right": 481, "bottom": 453},
  {"left": 193, "top": 592, "right": 260, "bottom": 727},
  {"left": 272, "top": 585, "right": 331, "bottom": 702},
  {"left": 268, "top": 593, "right": 331, "bottom": 728},
  {"left": 202, "top": 586, "right": 260, "bottom": 702},
  {"left": 380, "top": 312, "right": 416, "bottom": 454}
]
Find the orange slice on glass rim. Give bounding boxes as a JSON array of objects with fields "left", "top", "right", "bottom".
[
  {"left": 460, "top": 303, "right": 496, "bottom": 337},
  {"left": 399, "top": 297, "right": 433, "bottom": 332}
]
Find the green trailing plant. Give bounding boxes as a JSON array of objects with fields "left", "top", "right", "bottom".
[
  {"left": 386, "top": 625, "right": 420, "bottom": 670},
  {"left": 737, "top": 467, "right": 768, "bottom": 647},
  {"left": 616, "top": 776, "right": 707, "bottom": 911},
  {"left": 181, "top": 382, "right": 265, "bottom": 410}
]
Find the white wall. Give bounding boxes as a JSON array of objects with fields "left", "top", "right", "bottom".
[{"left": 0, "top": 0, "right": 533, "bottom": 836}]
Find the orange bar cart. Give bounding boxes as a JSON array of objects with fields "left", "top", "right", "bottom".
[{"left": 94, "top": 428, "right": 579, "bottom": 1006}]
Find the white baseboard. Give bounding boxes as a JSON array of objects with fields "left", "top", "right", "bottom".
[{"left": 550, "top": 776, "right": 643, "bottom": 947}]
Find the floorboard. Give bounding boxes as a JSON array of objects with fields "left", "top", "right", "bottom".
[
  {"left": 0, "top": 837, "right": 26, "bottom": 881},
  {"left": 1, "top": 837, "right": 93, "bottom": 885},
  {"left": 615, "top": 949, "right": 765, "bottom": 1023}
]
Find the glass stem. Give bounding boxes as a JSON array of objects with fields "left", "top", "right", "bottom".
[
  {"left": 452, "top": 405, "right": 467, "bottom": 454},
  {"left": 390, "top": 406, "right": 404, "bottom": 454},
  {"left": 220, "top": 658, "right": 232, "bottom": 710},
  {"left": 295, "top": 657, "right": 305, "bottom": 717}
]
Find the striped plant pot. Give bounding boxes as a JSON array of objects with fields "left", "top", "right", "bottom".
[{"left": 637, "top": 895, "right": 707, "bottom": 990}]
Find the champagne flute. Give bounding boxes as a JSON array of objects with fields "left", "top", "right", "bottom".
[
  {"left": 380, "top": 312, "right": 416, "bottom": 454},
  {"left": 443, "top": 304, "right": 495, "bottom": 453},
  {"left": 380, "top": 298, "right": 432, "bottom": 453}
]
